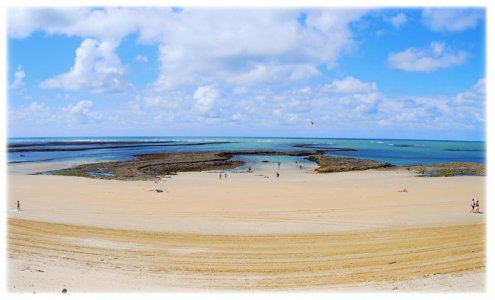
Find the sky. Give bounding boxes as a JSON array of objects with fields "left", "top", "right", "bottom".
[{"left": 6, "top": 7, "right": 486, "bottom": 140}]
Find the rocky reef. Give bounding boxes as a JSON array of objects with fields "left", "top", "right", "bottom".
[
  {"left": 41, "top": 148, "right": 484, "bottom": 180},
  {"left": 46, "top": 150, "right": 324, "bottom": 180},
  {"left": 409, "top": 162, "right": 485, "bottom": 177},
  {"left": 307, "top": 155, "right": 393, "bottom": 173}
]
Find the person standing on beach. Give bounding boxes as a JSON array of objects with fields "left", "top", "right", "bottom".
[
  {"left": 470, "top": 199, "right": 475, "bottom": 213},
  {"left": 474, "top": 200, "right": 480, "bottom": 213},
  {"left": 220, "top": 173, "right": 222, "bottom": 180},
  {"left": 16, "top": 200, "right": 20, "bottom": 211},
  {"left": 278, "top": 161, "right": 281, "bottom": 170},
  {"left": 224, "top": 173, "right": 227, "bottom": 179},
  {"left": 276, "top": 172, "right": 279, "bottom": 178}
]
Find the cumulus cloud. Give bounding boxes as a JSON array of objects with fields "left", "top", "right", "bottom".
[
  {"left": 422, "top": 8, "right": 484, "bottom": 32},
  {"left": 376, "top": 79, "right": 485, "bottom": 132},
  {"left": 67, "top": 99, "right": 93, "bottom": 115},
  {"left": 40, "top": 38, "right": 131, "bottom": 93},
  {"left": 9, "top": 99, "right": 99, "bottom": 131},
  {"left": 9, "top": 7, "right": 366, "bottom": 92},
  {"left": 385, "top": 12, "right": 407, "bottom": 29},
  {"left": 7, "top": 8, "right": 485, "bottom": 139},
  {"left": 193, "top": 86, "right": 219, "bottom": 115},
  {"left": 152, "top": 9, "right": 363, "bottom": 90},
  {"left": 10, "top": 65, "right": 26, "bottom": 89},
  {"left": 388, "top": 42, "right": 467, "bottom": 72},
  {"left": 325, "top": 76, "right": 377, "bottom": 94},
  {"left": 454, "top": 78, "right": 485, "bottom": 107}
]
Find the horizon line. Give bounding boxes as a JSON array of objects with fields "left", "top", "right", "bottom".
[{"left": 6, "top": 135, "right": 486, "bottom": 143}]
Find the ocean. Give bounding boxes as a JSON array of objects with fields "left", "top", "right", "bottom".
[{"left": 7, "top": 136, "right": 485, "bottom": 168}]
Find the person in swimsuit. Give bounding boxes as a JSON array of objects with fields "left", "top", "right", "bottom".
[
  {"left": 471, "top": 199, "right": 475, "bottom": 213},
  {"left": 474, "top": 200, "right": 480, "bottom": 213}
]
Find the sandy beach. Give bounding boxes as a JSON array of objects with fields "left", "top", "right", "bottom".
[{"left": 7, "top": 162, "right": 486, "bottom": 292}]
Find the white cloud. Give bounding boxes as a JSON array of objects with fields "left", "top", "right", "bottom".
[
  {"left": 8, "top": 7, "right": 154, "bottom": 41},
  {"left": 67, "top": 100, "right": 93, "bottom": 115},
  {"left": 193, "top": 86, "right": 219, "bottom": 115},
  {"left": 10, "top": 65, "right": 26, "bottom": 89},
  {"left": 422, "top": 8, "right": 483, "bottom": 32},
  {"left": 325, "top": 76, "right": 377, "bottom": 94},
  {"left": 388, "top": 42, "right": 467, "bottom": 72},
  {"left": 455, "top": 78, "right": 485, "bottom": 107},
  {"left": 7, "top": 8, "right": 484, "bottom": 139},
  {"left": 9, "top": 7, "right": 366, "bottom": 91},
  {"left": 8, "top": 8, "right": 90, "bottom": 38},
  {"left": 385, "top": 12, "right": 407, "bottom": 29},
  {"left": 40, "top": 38, "right": 131, "bottom": 93},
  {"left": 376, "top": 79, "right": 485, "bottom": 131}
]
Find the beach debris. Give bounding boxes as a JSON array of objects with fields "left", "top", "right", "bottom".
[
  {"left": 62, "top": 288, "right": 67, "bottom": 294},
  {"left": 35, "top": 269, "right": 44, "bottom": 272},
  {"left": 397, "top": 189, "right": 408, "bottom": 192},
  {"left": 156, "top": 189, "right": 164, "bottom": 193},
  {"left": 392, "top": 287, "right": 398, "bottom": 290},
  {"left": 388, "top": 261, "right": 396, "bottom": 264}
]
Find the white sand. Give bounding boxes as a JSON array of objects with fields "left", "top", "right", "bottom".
[
  {"left": 8, "top": 163, "right": 485, "bottom": 234},
  {"left": 7, "top": 162, "right": 486, "bottom": 292}
]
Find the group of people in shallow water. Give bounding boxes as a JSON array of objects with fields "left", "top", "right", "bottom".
[
  {"left": 219, "top": 160, "right": 301, "bottom": 180},
  {"left": 470, "top": 198, "right": 481, "bottom": 213}
]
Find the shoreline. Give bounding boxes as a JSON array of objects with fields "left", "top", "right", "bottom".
[{"left": 14, "top": 148, "right": 485, "bottom": 180}]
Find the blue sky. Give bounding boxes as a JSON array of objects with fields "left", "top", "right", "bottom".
[{"left": 7, "top": 7, "right": 486, "bottom": 140}]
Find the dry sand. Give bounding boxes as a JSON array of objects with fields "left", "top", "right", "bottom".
[{"left": 7, "top": 162, "right": 486, "bottom": 292}]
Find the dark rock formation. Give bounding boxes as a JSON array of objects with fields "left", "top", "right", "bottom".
[
  {"left": 409, "top": 162, "right": 485, "bottom": 176},
  {"left": 46, "top": 150, "right": 323, "bottom": 180},
  {"left": 307, "top": 155, "right": 393, "bottom": 173}
]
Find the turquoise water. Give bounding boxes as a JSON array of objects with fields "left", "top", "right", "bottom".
[{"left": 7, "top": 136, "right": 485, "bottom": 167}]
